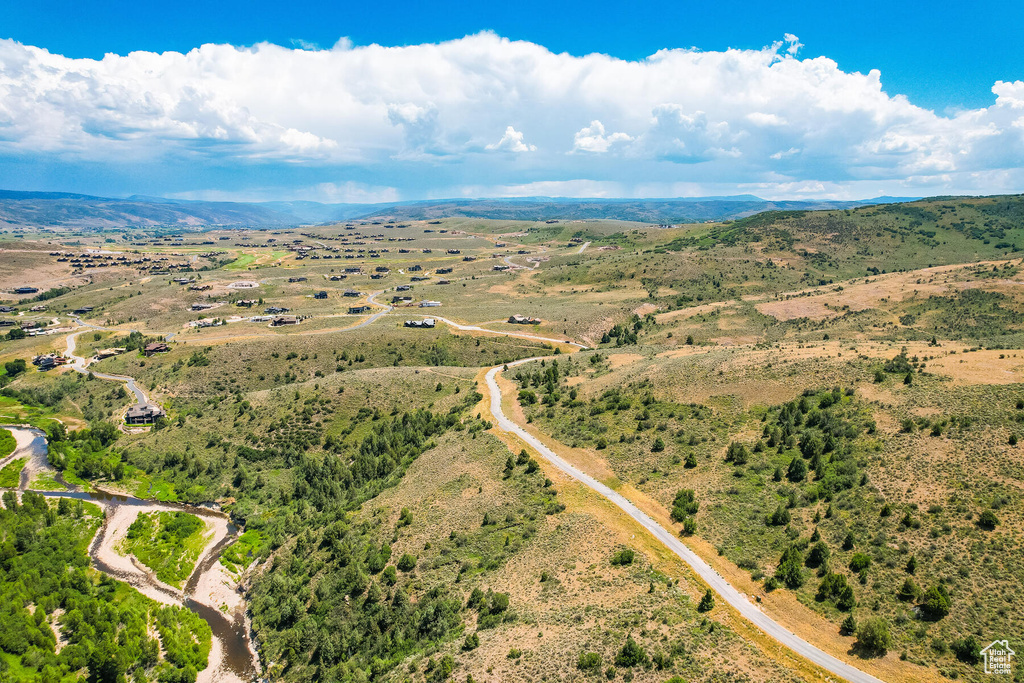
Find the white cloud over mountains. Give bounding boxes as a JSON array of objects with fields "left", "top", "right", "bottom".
[
  {"left": 0, "top": 32, "right": 1022, "bottom": 199},
  {"left": 486, "top": 126, "right": 536, "bottom": 152}
]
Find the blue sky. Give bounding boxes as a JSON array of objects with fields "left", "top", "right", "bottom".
[{"left": 1, "top": 0, "right": 1023, "bottom": 202}]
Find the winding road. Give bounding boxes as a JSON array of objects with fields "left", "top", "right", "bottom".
[
  {"left": 66, "top": 329, "right": 150, "bottom": 405},
  {"left": 484, "top": 359, "right": 883, "bottom": 683},
  {"left": 51, "top": 295, "right": 880, "bottom": 682}
]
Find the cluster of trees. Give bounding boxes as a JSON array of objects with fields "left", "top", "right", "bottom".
[
  {"left": 110, "top": 330, "right": 162, "bottom": 353},
  {"left": 46, "top": 421, "right": 121, "bottom": 480},
  {"left": 600, "top": 313, "right": 654, "bottom": 346},
  {"left": 226, "top": 391, "right": 524, "bottom": 680},
  {"left": 4, "top": 358, "right": 27, "bottom": 377},
  {"left": 1, "top": 373, "right": 82, "bottom": 408},
  {"left": 0, "top": 492, "right": 210, "bottom": 681},
  {"left": 670, "top": 489, "right": 699, "bottom": 535},
  {"left": 729, "top": 387, "right": 871, "bottom": 504},
  {"left": 513, "top": 359, "right": 567, "bottom": 407}
]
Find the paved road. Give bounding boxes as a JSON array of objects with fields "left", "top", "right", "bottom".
[
  {"left": 65, "top": 329, "right": 150, "bottom": 406},
  {"left": 502, "top": 254, "right": 522, "bottom": 269},
  {"left": 363, "top": 290, "right": 395, "bottom": 328},
  {"left": 577, "top": 241, "right": 591, "bottom": 254},
  {"left": 485, "top": 358, "right": 883, "bottom": 683}
]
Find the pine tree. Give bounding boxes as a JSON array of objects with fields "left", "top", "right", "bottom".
[{"left": 697, "top": 589, "right": 715, "bottom": 612}]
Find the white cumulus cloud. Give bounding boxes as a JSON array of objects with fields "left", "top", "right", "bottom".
[
  {"left": 486, "top": 126, "right": 536, "bottom": 152},
  {"left": 573, "top": 120, "right": 633, "bottom": 153},
  {"left": 0, "top": 34, "right": 1021, "bottom": 199}
]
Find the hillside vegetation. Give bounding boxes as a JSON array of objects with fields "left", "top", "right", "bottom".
[{"left": 1, "top": 193, "right": 1022, "bottom": 682}]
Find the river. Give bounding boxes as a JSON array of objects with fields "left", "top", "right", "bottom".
[{"left": 1, "top": 425, "right": 260, "bottom": 682}]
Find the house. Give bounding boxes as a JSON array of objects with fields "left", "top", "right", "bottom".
[
  {"left": 375, "top": 266, "right": 390, "bottom": 272},
  {"left": 73, "top": 306, "right": 94, "bottom": 314},
  {"left": 343, "top": 290, "right": 362, "bottom": 297},
  {"left": 32, "top": 354, "right": 68, "bottom": 369},
  {"left": 436, "top": 267, "right": 453, "bottom": 274},
  {"left": 344, "top": 267, "right": 362, "bottom": 273},
  {"left": 13, "top": 287, "right": 39, "bottom": 294},
  {"left": 172, "top": 278, "right": 192, "bottom": 285},
  {"left": 329, "top": 275, "right": 346, "bottom": 281},
  {"left": 419, "top": 301, "right": 442, "bottom": 307},
  {"left": 249, "top": 315, "right": 273, "bottom": 322},
  {"left": 288, "top": 276, "right": 308, "bottom": 282},
  {"left": 314, "top": 291, "right": 328, "bottom": 299},
  {"left": 396, "top": 284, "right": 412, "bottom": 291},
  {"left": 493, "top": 265, "right": 510, "bottom": 271},
  {"left": 125, "top": 403, "right": 165, "bottom": 425},
  {"left": 495, "top": 242, "right": 507, "bottom": 247},
  {"left": 446, "top": 249, "right": 461, "bottom": 254},
  {"left": 408, "top": 265, "right": 423, "bottom": 272},
  {"left": 236, "top": 299, "right": 258, "bottom": 307},
  {"left": 370, "top": 273, "right": 387, "bottom": 280},
  {"left": 404, "top": 318, "right": 435, "bottom": 328},
  {"left": 265, "top": 306, "right": 290, "bottom": 314},
  {"left": 0, "top": 306, "right": 14, "bottom": 313},
  {"left": 191, "top": 303, "right": 215, "bottom": 311},
  {"left": 391, "top": 296, "right": 413, "bottom": 304},
  {"left": 348, "top": 305, "right": 371, "bottom": 314},
  {"left": 143, "top": 342, "right": 169, "bottom": 356},
  {"left": 509, "top": 315, "right": 541, "bottom": 325},
  {"left": 437, "top": 279, "right": 451, "bottom": 285},
  {"left": 462, "top": 256, "right": 476, "bottom": 262},
  {"left": 271, "top": 315, "right": 299, "bottom": 326},
  {"left": 29, "top": 305, "right": 47, "bottom": 312},
  {"left": 95, "top": 347, "right": 127, "bottom": 360},
  {"left": 411, "top": 276, "right": 429, "bottom": 282}
]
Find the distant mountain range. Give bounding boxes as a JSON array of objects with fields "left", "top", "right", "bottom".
[{"left": 0, "top": 190, "right": 920, "bottom": 230}]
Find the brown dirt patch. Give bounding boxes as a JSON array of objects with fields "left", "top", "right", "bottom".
[
  {"left": 926, "top": 349, "right": 1024, "bottom": 385},
  {"left": 632, "top": 303, "right": 659, "bottom": 316},
  {"left": 607, "top": 353, "right": 643, "bottom": 369},
  {"left": 655, "top": 300, "right": 735, "bottom": 323}
]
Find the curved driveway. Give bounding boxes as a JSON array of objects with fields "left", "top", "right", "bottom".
[
  {"left": 66, "top": 329, "right": 150, "bottom": 406},
  {"left": 485, "top": 358, "right": 882, "bottom": 683},
  {"left": 362, "top": 290, "right": 395, "bottom": 328}
]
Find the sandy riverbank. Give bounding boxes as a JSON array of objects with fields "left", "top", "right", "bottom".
[{"left": 0, "top": 424, "right": 36, "bottom": 469}]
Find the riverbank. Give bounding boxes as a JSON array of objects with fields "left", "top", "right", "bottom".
[{"left": 1, "top": 426, "right": 261, "bottom": 681}]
